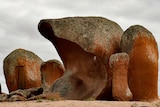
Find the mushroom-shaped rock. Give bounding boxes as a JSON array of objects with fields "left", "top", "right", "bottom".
[
  {"left": 38, "top": 17, "right": 123, "bottom": 100},
  {"left": 120, "top": 25, "right": 158, "bottom": 101},
  {"left": 3, "top": 49, "right": 43, "bottom": 93},
  {"left": 41, "top": 59, "right": 64, "bottom": 93},
  {"left": 109, "top": 53, "right": 132, "bottom": 101}
]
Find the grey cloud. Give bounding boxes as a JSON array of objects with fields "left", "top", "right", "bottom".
[{"left": 112, "top": 0, "right": 160, "bottom": 23}]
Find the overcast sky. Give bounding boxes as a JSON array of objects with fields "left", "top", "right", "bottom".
[{"left": 0, "top": 0, "right": 160, "bottom": 94}]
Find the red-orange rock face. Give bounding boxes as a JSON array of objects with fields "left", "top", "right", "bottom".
[
  {"left": 41, "top": 60, "right": 64, "bottom": 92},
  {"left": 3, "top": 49, "right": 43, "bottom": 92},
  {"left": 109, "top": 53, "right": 132, "bottom": 101},
  {"left": 120, "top": 25, "right": 158, "bottom": 101},
  {"left": 38, "top": 17, "right": 123, "bottom": 100}
]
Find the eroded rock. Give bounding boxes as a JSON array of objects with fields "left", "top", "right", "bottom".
[
  {"left": 41, "top": 59, "right": 64, "bottom": 93},
  {"left": 109, "top": 53, "right": 132, "bottom": 101},
  {"left": 120, "top": 25, "right": 158, "bottom": 101},
  {"left": 8, "top": 87, "right": 43, "bottom": 100},
  {"left": 8, "top": 94, "right": 26, "bottom": 101},
  {"left": 0, "top": 87, "right": 43, "bottom": 102},
  {"left": 3, "top": 48, "right": 43, "bottom": 92},
  {"left": 38, "top": 17, "right": 123, "bottom": 100},
  {"left": 0, "top": 93, "right": 8, "bottom": 102}
]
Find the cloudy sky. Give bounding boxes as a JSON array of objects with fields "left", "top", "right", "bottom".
[{"left": 0, "top": 0, "right": 160, "bottom": 94}]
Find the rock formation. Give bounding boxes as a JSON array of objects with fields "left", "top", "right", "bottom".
[
  {"left": 0, "top": 87, "right": 43, "bottom": 102},
  {"left": 3, "top": 48, "right": 43, "bottom": 93},
  {"left": 109, "top": 53, "right": 132, "bottom": 101},
  {"left": 1, "top": 17, "right": 158, "bottom": 102},
  {"left": 41, "top": 59, "right": 64, "bottom": 93},
  {"left": 120, "top": 25, "right": 158, "bottom": 101},
  {"left": 38, "top": 17, "right": 123, "bottom": 100}
]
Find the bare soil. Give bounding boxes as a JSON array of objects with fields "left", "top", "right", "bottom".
[{"left": 0, "top": 99, "right": 160, "bottom": 107}]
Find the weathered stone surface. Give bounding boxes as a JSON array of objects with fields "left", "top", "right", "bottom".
[
  {"left": 0, "top": 87, "right": 43, "bottom": 102},
  {"left": 0, "top": 93, "right": 8, "bottom": 102},
  {"left": 41, "top": 59, "right": 64, "bottom": 93},
  {"left": 109, "top": 53, "right": 132, "bottom": 101},
  {"left": 8, "top": 87, "right": 43, "bottom": 100},
  {"left": 27, "top": 87, "right": 43, "bottom": 97},
  {"left": 38, "top": 17, "right": 123, "bottom": 100},
  {"left": 9, "top": 89, "right": 31, "bottom": 99},
  {"left": 28, "top": 92, "right": 64, "bottom": 100},
  {"left": 120, "top": 25, "right": 158, "bottom": 101},
  {"left": 3, "top": 48, "right": 43, "bottom": 92},
  {"left": 8, "top": 94, "right": 26, "bottom": 101}
]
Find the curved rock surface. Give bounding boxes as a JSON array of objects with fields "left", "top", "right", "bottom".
[
  {"left": 38, "top": 17, "right": 123, "bottom": 100},
  {"left": 109, "top": 53, "right": 132, "bottom": 101},
  {"left": 41, "top": 59, "right": 64, "bottom": 93},
  {"left": 120, "top": 25, "right": 158, "bottom": 101},
  {"left": 3, "top": 48, "right": 43, "bottom": 92}
]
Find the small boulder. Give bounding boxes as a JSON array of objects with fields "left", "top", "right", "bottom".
[
  {"left": 3, "top": 48, "right": 43, "bottom": 92},
  {"left": 8, "top": 94, "right": 26, "bottom": 102},
  {"left": 0, "top": 93, "right": 8, "bottom": 102},
  {"left": 41, "top": 59, "right": 64, "bottom": 93},
  {"left": 7, "top": 87, "right": 43, "bottom": 101},
  {"left": 9, "top": 89, "right": 31, "bottom": 98},
  {"left": 109, "top": 53, "right": 132, "bottom": 101}
]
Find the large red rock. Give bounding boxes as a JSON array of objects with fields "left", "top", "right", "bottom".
[
  {"left": 38, "top": 17, "right": 123, "bottom": 100},
  {"left": 109, "top": 53, "right": 132, "bottom": 101},
  {"left": 120, "top": 25, "right": 158, "bottom": 101},
  {"left": 3, "top": 48, "right": 43, "bottom": 92},
  {"left": 41, "top": 59, "right": 64, "bottom": 93}
]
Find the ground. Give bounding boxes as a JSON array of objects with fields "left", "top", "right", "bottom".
[{"left": 0, "top": 99, "right": 160, "bottom": 107}]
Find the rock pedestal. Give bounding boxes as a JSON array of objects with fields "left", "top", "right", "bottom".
[
  {"left": 109, "top": 53, "right": 132, "bottom": 101},
  {"left": 120, "top": 25, "right": 158, "bottom": 101},
  {"left": 3, "top": 49, "right": 43, "bottom": 92}
]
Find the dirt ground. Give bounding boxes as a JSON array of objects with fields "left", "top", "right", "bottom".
[{"left": 0, "top": 99, "right": 160, "bottom": 107}]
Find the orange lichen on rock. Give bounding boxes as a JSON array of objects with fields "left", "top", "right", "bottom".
[
  {"left": 41, "top": 59, "right": 64, "bottom": 93},
  {"left": 110, "top": 53, "right": 132, "bottom": 101},
  {"left": 120, "top": 25, "right": 158, "bottom": 101},
  {"left": 3, "top": 48, "right": 43, "bottom": 92},
  {"left": 38, "top": 17, "right": 123, "bottom": 100}
]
